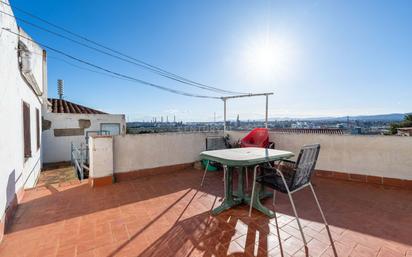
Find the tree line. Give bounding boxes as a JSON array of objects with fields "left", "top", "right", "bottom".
[{"left": 390, "top": 114, "right": 412, "bottom": 134}]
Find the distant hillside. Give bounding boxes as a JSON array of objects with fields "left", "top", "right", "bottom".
[{"left": 269, "top": 113, "right": 411, "bottom": 122}]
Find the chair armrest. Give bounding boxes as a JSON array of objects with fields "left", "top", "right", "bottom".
[
  {"left": 279, "top": 159, "right": 295, "bottom": 164},
  {"left": 258, "top": 164, "right": 278, "bottom": 176},
  {"left": 278, "top": 159, "right": 296, "bottom": 167},
  {"left": 276, "top": 160, "right": 296, "bottom": 177},
  {"left": 258, "top": 165, "right": 292, "bottom": 180}
]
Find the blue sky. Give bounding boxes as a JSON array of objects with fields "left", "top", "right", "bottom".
[{"left": 11, "top": 0, "right": 412, "bottom": 121}]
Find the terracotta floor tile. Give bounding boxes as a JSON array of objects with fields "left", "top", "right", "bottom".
[
  {"left": 282, "top": 236, "right": 305, "bottom": 256},
  {"left": 377, "top": 246, "right": 405, "bottom": 257},
  {"left": 76, "top": 250, "right": 96, "bottom": 257},
  {"left": 281, "top": 224, "right": 308, "bottom": 241},
  {"left": 268, "top": 246, "right": 284, "bottom": 257},
  {"left": 111, "top": 225, "right": 130, "bottom": 242},
  {"left": 0, "top": 168, "right": 411, "bottom": 257},
  {"left": 35, "top": 244, "right": 59, "bottom": 257},
  {"left": 320, "top": 241, "right": 353, "bottom": 257},
  {"left": 76, "top": 240, "right": 97, "bottom": 255},
  {"left": 350, "top": 244, "right": 378, "bottom": 257},
  {"left": 307, "top": 238, "right": 330, "bottom": 257},
  {"left": 56, "top": 244, "right": 76, "bottom": 257}
]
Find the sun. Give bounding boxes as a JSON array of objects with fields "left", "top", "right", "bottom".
[
  {"left": 241, "top": 36, "right": 297, "bottom": 82},
  {"left": 249, "top": 42, "right": 279, "bottom": 75}
]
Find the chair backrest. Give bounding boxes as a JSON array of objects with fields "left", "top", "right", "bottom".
[
  {"left": 240, "top": 128, "right": 269, "bottom": 148},
  {"left": 290, "top": 144, "right": 320, "bottom": 190},
  {"left": 206, "top": 136, "right": 228, "bottom": 150}
]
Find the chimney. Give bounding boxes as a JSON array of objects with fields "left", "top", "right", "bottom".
[{"left": 57, "top": 79, "right": 64, "bottom": 99}]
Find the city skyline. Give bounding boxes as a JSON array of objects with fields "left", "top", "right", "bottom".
[
  {"left": 13, "top": 0, "right": 412, "bottom": 121},
  {"left": 126, "top": 111, "right": 410, "bottom": 123}
]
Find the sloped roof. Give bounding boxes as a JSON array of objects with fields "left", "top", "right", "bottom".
[{"left": 48, "top": 98, "right": 107, "bottom": 114}]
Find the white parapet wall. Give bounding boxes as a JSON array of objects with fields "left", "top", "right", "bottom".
[
  {"left": 88, "top": 131, "right": 412, "bottom": 181},
  {"left": 227, "top": 131, "right": 412, "bottom": 180},
  {"left": 113, "top": 132, "right": 221, "bottom": 173},
  {"left": 89, "top": 136, "right": 114, "bottom": 179}
]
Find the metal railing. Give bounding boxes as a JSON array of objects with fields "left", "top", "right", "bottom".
[
  {"left": 70, "top": 130, "right": 111, "bottom": 180},
  {"left": 70, "top": 142, "right": 88, "bottom": 180},
  {"left": 85, "top": 130, "right": 110, "bottom": 144}
]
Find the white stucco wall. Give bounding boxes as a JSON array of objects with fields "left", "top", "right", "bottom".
[
  {"left": 227, "top": 131, "right": 412, "bottom": 180},
  {"left": 18, "top": 29, "right": 44, "bottom": 95},
  {"left": 89, "top": 136, "right": 113, "bottom": 178},
  {"left": 113, "top": 132, "right": 221, "bottom": 173},
  {"left": 0, "top": 0, "right": 45, "bottom": 226},
  {"left": 90, "top": 131, "right": 411, "bottom": 180},
  {"left": 42, "top": 112, "right": 125, "bottom": 163}
]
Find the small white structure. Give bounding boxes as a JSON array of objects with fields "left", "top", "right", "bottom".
[
  {"left": 397, "top": 127, "right": 412, "bottom": 137},
  {"left": 0, "top": 0, "right": 47, "bottom": 240},
  {"left": 42, "top": 98, "right": 125, "bottom": 164}
]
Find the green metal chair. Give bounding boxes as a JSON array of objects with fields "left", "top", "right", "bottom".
[
  {"left": 249, "top": 144, "right": 337, "bottom": 257},
  {"left": 200, "top": 136, "right": 230, "bottom": 187}
]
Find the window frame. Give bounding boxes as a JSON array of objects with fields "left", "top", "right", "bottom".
[
  {"left": 36, "top": 108, "right": 40, "bottom": 150},
  {"left": 100, "top": 123, "right": 121, "bottom": 136},
  {"left": 22, "top": 101, "right": 32, "bottom": 159}
]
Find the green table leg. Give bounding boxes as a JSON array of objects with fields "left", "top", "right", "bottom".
[
  {"left": 212, "top": 165, "right": 274, "bottom": 217},
  {"left": 212, "top": 166, "right": 242, "bottom": 215},
  {"left": 236, "top": 167, "right": 245, "bottom": 200},
  {"left": 244, "top": 184, "right": 275, "bottom": 218}
]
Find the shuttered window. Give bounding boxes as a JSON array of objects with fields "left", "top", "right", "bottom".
[
  {"left": 23, "top": 102, "right": 31, "bottom": 158},
  {"left": 36, "top": 108, "right": 40, "bottom": 150}
]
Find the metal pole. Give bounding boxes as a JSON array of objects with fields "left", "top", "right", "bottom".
[
  {"left": 223, "top": 99, "right": 227, "bottom": 134},
  {"left": 80, "top": 143, "right": 84, "bottom": 180},
  {"left": 220, "top": 92, "right": 273, "bottom": 132},
  {"left": 70, "top": 142, "right": 73, "bottom": 164},
  {"left": 200, "top": 160, "right": 209, "bottom": 187},
  {"left": 265, "top": 94, "right": 268, "bottom": 128},
  {"left": 248, "top": 165, "right": 259, "bottom": 217}
]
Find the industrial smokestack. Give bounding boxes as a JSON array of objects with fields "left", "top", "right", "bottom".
[{"left": 57, "top": 79, "right": 64, "bottom": 99}]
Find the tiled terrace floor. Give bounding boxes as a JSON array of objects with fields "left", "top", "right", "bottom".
[
  {"left": 0, "top": 168, "right": 411, "bottom": 257},
  {"left": 37, "top": 165, "right": 79, "bottom": 187}
]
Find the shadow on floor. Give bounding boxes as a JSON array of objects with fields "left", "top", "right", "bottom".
[{"left": 5, "top": 168, "right": 412, "bottom": 257}]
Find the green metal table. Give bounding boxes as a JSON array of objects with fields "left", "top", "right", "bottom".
[{"left": 200, "top": 147, "right": 294, "bottom": 218}]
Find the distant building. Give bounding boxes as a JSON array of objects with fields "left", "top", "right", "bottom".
[
  {"left": 42, "top": 97, "right": 126, "bottom": 164},
  {"left": 397, "top": 127, "right": 412, "bottom": 136},
  {"left": 291, "top": 121, "right": 309, "bottom": 129},
  {"left": 350, "top": 127, "right": 362, "bottom": 135},
  {"left": 336, "top": 123, "right": 345, "bottom": 129}
]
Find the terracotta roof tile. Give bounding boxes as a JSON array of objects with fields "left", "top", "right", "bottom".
[
  {"left": 48, "top": 98, "right": 107, "bottom": 114},
  {"left": 271, "top": 128, "right": 345, "bottom": 135}
]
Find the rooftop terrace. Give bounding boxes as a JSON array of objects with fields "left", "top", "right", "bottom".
[{"left": 0, "top": 166, "right": 411, "bottom": 257}]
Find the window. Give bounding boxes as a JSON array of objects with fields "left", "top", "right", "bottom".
[
  {"left": 100, "top": 123, "right": 121, "bottom": 136},
  {"left": 23, "top": 102, "right": 31, "bottom": 158},
  {"left": 36, "top": 108, "right": 40, "bottom": 150}
]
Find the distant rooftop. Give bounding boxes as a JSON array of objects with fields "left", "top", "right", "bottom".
[
  {"left": 48, "top": 98, "right": 107, "bottom": 114},
  {"left": 271, "top": 128, "right": 344, "bottom": 135}
]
